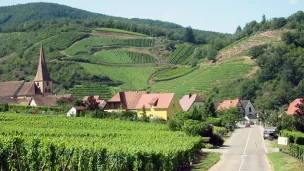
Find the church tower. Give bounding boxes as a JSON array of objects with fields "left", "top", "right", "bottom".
[{"left": 33, "top": 45, "right": 53, "bottom": 95}]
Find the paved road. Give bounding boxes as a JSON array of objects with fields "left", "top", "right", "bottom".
[{"left": 207, "top": 125, "right": 270, "bottom": 171}]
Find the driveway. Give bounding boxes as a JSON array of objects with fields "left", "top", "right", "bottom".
[{"left": 206, "top": 125, "right": 271, "bottom": 171}]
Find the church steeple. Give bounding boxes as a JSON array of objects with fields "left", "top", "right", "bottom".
[
  {"left": 34, "top": 45, "right": 51, "bottom": 82},
  {"left": 33, "top": 45, "right": 53, "bottom": 95}
]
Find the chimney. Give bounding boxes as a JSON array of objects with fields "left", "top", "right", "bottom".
[{"left": 189, "top": 93, "right": 192, "bottom": 98}]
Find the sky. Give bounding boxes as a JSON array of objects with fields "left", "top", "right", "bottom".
[{"left": 1, "top": 0, "right": 304, "bottom": 33}]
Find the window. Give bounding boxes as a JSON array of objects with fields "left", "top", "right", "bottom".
[
  {"left": 37, "top": 83, "right": 39, "bottom": 86},
  {"left": 173, "top": 101, "right": 175, "bottom": 108},
  {"left": 249, "top": 107, "right": 252, "bottom": 112},
  {"left": 45, "top": 88, "right": 48, "bottom": 93},
  {"left": 46, "top": 81, "right": 49, "bottom": 86}
]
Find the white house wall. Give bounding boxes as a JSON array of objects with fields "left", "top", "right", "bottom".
[{"left": 67, "top": 107, "right": 77, "bottom": 117}]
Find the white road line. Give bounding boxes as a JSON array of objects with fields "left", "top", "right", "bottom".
[
  {"left": 239, "top": 128, "right": 252, "bottom": 171},
  {"left": 260, "top": 126, "right": 268, "bottom": 153}
]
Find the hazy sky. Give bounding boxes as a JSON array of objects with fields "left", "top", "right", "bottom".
[{"left": 1, "top": 0, "right": 303, "bottom": 33}]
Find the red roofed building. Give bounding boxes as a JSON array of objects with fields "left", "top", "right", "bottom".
[
  {"left": 83, "top": 95, "right": 106, "bottom": 108},
  {"left": 286, "top": 98, "right": 304, "bottom": 115},
  {"left": 136, "top": 93, "right": 182, "bottom": 120},
  {"left": 179, "top": 94, "right": 204, "bottom": 112},
  {"left": 104, "top": 91, "right": 146, "bottom": 112}
]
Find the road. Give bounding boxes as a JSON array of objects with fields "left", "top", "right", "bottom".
[{"left": 208, "top": 125, "right": 270, "bottom": 171}]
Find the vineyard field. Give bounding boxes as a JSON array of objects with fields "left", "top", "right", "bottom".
[
  {"left": 82, "top": 50, "right": 156, "bottom": 64},
  {"left": 64, "top": 84, "right": 114, "bottom": 99},
  {"left": 0, "top": 113, "right": 203, "bottom": 170},
  {"left": 152, "top": 58, "right": 255, "bottom": 98},
  {"left": 65, "top": 37, "right": 152, "bottom": 55},
  {"left": 94, "top": 28, "right": 148, "bottom": 37},
  {"left": 80, "top": 63, "right": 157, "bottom": 90},
  {"left": 153, "top": 66, "right": 199, "bottom": 82},
  {"left": 166, "top": 43, "right": 196, "bottom": 64}
]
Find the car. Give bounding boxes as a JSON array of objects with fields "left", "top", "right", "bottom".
[
  {"left": 226, "top": 125, "right": 233, "bottom": 132},
  {"left": 263, "top": 132, "right": 269, "bottom": 139},
  {"left": 245, "top": 123, "right": 250, "bottom": 127},
  {"left": 269, "top": 132, "right": 278, "bottom": 139}
]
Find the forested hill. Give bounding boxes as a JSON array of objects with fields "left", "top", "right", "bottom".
[{"left": 0, "top": 2, "right": 183, "bottom": 29}]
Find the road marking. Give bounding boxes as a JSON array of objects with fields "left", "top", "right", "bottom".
[
  {"left": 239, "top": 128, "right": 252, "bottom": 171},
  {"left": 259, "top": 126, "right": 268, "bottom": 153}
]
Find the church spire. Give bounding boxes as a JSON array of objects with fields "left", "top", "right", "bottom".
[{"left": 34, "top": 45, "right": 52, "bottom": 81}]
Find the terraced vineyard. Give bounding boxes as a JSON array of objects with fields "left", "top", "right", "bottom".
[
  {"left": 80, "top": 63, "right": 157, "bottom": 91},
  {"left": 81, "top": 50, "right": 156, "bottom": 64},
  {"left": 151, "top": 58, "right": 255, "bottom": 98},
  {"left": 0, "top": 113, "right": 203, "bottom": 170},
  {"left": 166, "top": 43, "right": 196, "bottom": 64},
  {"left": 65, "top": 37, "right": 152, "bottom": 55},
  {"left": 64, "top": 84, "right": 114, "bottom": 99},
  {"left": 153, "top": 66, "right": 199, "bottom": 82}
]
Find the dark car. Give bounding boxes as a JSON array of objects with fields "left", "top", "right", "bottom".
[
  {"left": 269, "top": 132, "right": 278, "bottom": 140},
  {"left": 226, "top": 125, "right": 233, "bottom": 132},
  {"left": 263, "top": 131, "right": 269, "bottom": 139}
]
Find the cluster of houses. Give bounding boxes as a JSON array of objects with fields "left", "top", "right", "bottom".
[{"left": 0, "top": 46, "right": 302, "bottom": 122}]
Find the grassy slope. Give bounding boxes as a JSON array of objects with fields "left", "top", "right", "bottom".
[
  {"left": 80, "top": 63, "right": 157, "bottom": 91},
  {"left": 217, "top": 29, "right": 285, "bottom": 61},
  {"left": 192, "top": 152, "right": 221, "bottom": 171},
  {"left": 268, "top": 152, "right": 304, "bottom": 171},
  {"left": 151, "top": 58, "right": 255, "bottom": 98}
]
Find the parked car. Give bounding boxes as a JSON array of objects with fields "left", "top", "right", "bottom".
[
  {"left": 226, "top": 125, "right": 233, "bottom": 132},
  {"left": 245, "top": 123, "right": 250, "bottom": 128},
  {"left": 263, "top": 131, "right": 278, "bottom": 140}
]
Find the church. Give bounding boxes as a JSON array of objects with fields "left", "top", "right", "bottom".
[{"left": 0, "top": 45, "right": 73, "bottom": 106}]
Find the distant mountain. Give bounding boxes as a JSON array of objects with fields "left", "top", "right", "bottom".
[{"left": 0, "top": 2, "right": 183, "bottom": 30}]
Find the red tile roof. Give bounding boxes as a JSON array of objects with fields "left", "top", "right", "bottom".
[
  {"left": 286, "top": 99, "right": 304, "bottom": 115},
  {"left": 217, "top": 99, "right": 241, "bottom": 110},
  {"left": 17, "top": 82, "right": 39, "bottom": 96},
  {"left": 83, "top": 95, "right": 100, "bottom": 101},
  {"left": 74, "top": 106, "right": 86, "bottom": 111},
  {"left": 136, "top": 93, "right": 175, "bottom": 109},
  {"left": 107, "top": 91, "right": 146, "bottom": 110},
  {"left": 0, "top": 81, "right": 25, "bottom": 97},
  {"left": 179, "top": 94, "right": 204, "bottom": 111}
]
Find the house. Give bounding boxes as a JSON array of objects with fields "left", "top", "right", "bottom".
[
  {"left": 83, "top": 95, "right": 106, "bottom": 108},
  {"left": 179, "top": 93, "right": 204, "bottom": 112},
  {"left": 286, "top": 98, "right": 304, "bottom": 115},
  {"left": 135, "top": 93, "right": 182, "bottom": 120},
  {"left": 67, "top": 106, "right": 86, "bottom": 117},
  {"left": 29, "top": 94, "right": 75, "bottom": 107},
  {"left": 104, "top": 91, "right": 146, "bottom": 112},
  {"left": 217, "top": 99, "right": 257, "bottom": 123}
]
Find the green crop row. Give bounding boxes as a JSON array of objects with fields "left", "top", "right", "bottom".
[
  {"left": 166, "top": 44, "right": 196, "bottom": 64},
  {"left": 65, "top": 84, "right": 114, "bottom": 99},
  {"left": 65, "top": 37, "right": 152, "bottom": 55},
  {"left": 95, "top": 28, "right": 148, "bottom": 37},
  {"left": 0, "top": 113, "right": 204, "bottom": 170},
  {"left": 153, "top": 66, "right": 199, "bottom": 82}
]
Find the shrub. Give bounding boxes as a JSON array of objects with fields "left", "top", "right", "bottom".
[
  {"left": 206, "top": 118, "right": 222, "bottom": 126},
  {"left": 205, "top": 143, "right": 214, "bottom": 149},
  {"left": 209, "top": 134, "right": 224, "bottom": 146},
  {"left": 182, "top": 120, "right": 208, "bottom": 136}
]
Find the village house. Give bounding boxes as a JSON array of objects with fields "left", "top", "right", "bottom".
[
  {"left": 217, "top": 99, "right": 258, "bottom": 123},
  {"left": 135, "top": 93, "right": 182, "bottom": 120},
  {"left": 286, "top": 98, "right": 304, "bottom": 115},
  {"left": 104, "top": 91, "right": 146, "bottom": 112},
  {"left": 179, "top": 93, "right": 204, "bottom": 112}
]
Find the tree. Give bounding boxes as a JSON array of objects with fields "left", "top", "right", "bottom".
[
  {"left": 261, "top": 14, "right": 266, "bottom": 24},
  {"left": 191, "top": 106, "right": 202, "bottom": 121},
  {"left": 85, "top": 96, "right": 99, "bottom": 110},
  {"left": 73, "top": 99, "right": 85, "bottom": 107},
  {"left": 236, "top": 25, "right": 242, "bottom": 33},
  {"left": 217, "top": 108, "right": 243, "bottom": 126},
  {"left": 202, "top": 98, "right": 216, "bottom": 119},
  {"left": 141, "top": 105, "right": 149, "bottom": 122},
  {"left": 183, "top": 26, "right": 195, "bottom": 43}
]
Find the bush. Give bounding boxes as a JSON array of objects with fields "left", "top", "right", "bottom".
[
  {"left": 209, "top": 134, "right": 224, "bottom": 146},
  {"left": 206, "top": 118, "right": 222, "bottom": 126},
  {"left": 205, "top": 143, "right": 214, "bottom": 149},
  {"left": 149, "top": 116, "right": 166, "bottom": 123},
  {"left": 182, "top": 120, "right": 208, "bottom": 136}
]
